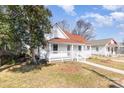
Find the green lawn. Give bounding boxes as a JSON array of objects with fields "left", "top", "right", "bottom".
[
  {"left": 0, "top": 61, "right": 124, "bottom": 88},
  {"left": 88, "top": 56, "right": 124, "bottom": 70}
]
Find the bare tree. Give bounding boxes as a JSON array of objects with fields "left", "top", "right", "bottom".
[
  {"left": 73, "top": 19, "right": 95, "bottom": 40},
  {"left": 57, "top": 20, "right": 70, "bottom": 31}
]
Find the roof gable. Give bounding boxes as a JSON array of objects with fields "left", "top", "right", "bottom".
[
  {"left": 87, "top": 38, "right": 118, "bottom": 46},
  {"left": 107, "top": 39, "right": 118, "bottom": 46},
  {"left": 48, "top": 29, "right": 85, "bottom": 44},
  {"left": 51, "top": 24, "right": 69, "bottom": 39}
]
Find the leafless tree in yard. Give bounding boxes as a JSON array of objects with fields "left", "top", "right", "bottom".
[{"left": 73, "top": 19, "right": 95, "bottom": 40}]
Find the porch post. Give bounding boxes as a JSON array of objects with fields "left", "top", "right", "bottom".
[
  {"left": 71, "top": 44, "right": 74, "bottom": 61},
  {"left": 89, "top": 45, "right": 92, "bottom": 56},
  {"left": 104, "top": 46, "right": 107, "bottom": 56},
  {"left": 110, "top": 47, "right": 112, "bottom": 56},
  {"left": 113, "top": 47, "right": 115, "bottom": 55},
  {"left": 60, "top": 51, "right": 64, "bottom": 62},
  {"left": 48, "top": 43, "right": 51, "bottom": 62},
  {"left": 112, "top": 47, "right": 114, "bottom": 55}
]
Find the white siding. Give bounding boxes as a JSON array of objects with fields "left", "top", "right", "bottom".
[
  {"left": 45, "top": 26, "right": 68, "bottom": 40},
  {"left": 58, "top": 44, "right": 68, "bottom": 51},
  {"left": 119, "top": 46, "right": 124, "bottom": 54},
  {"left": 73, "top": 45, "right": 78, "bottom": 51},
  {"left": 91, "top": 46, "right": 107, "bottom": 56},
  {"left": 49, "top": 44, "right": 69, "bottom": 59},
  {"left": 52, "top": 27, "right": 67, "bottom": 39},
  {"left": 51, "top": 44, "right": 81, "bottom": 52}
]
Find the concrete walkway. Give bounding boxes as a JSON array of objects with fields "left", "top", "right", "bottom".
[
  {"left": 111, "top": 59, "right": 124, "bottom": 63},
  {"left": 81, "top": 61, "right": 124, "bottom": 75}
]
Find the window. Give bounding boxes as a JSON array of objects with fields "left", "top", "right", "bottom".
[
  {"left": 108, "top": 47, "right": 110, "bottom": 51},
  {"left": 67, "top": 45, "right": 71, "bottom": 51},
  {"left": 96, "top": 47, "right": 99, "bottom": 51},
  {"left": 78, "top": 46, "right": 82, "bottom": 51},
  {"left": 53, "top": 44, "right": 58, "bottom": 51}
]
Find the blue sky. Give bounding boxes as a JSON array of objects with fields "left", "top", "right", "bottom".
[{"left": 47, "top": 5, "right": 124, "bottom": 42}]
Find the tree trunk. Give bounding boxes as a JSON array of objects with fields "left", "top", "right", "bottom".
[
  {"left": 31, "top": 48, "right": 37, "bottom": 64},
  {"left": 38, "top": 46, "right": 40, "bottom": 58},
  {"left": 0, "top": 58, "right": 1, "bottom": 66}
]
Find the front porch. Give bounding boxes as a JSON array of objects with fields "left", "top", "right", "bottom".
[
  {"left": 47, "top": 43, "right": 91, "bottom": 62},
  {"left": 91, "top": 46, "right": 118, "bottom": 57},
  {"left": 105, "top": 46, "right": 118, "bottom": 56}
]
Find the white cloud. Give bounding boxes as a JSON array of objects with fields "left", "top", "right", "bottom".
[
  {"left": 110, "top": 12, "right": 124, "bottom": 21},
  {"left": 119, "top": 31, "right": 124, "bottom": 35},
  {"left": 58, "top": 5, "right": 76, "bottom": 16},
  {"left": 117, "top": 24, "right": 124, "bottom": 35},
  {"left": 117, "top": 24, "right": 124, "bottom": 30},
  {"left": 102, "top": 6, "right": 124, "bottom": 22},
  {"left": 81, "top": 13, "right": 113, "bottom": 27},
  {"left": 103, "top": 5, "right": 124, "bottom": 11},
  {"left": 80, "top": 11, "right": 124, "bottom": 28},
  {"left": 116, "top": 24, "right": 124, "bottom": 35}
]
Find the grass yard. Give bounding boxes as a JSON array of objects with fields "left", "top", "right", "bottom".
[
  {"left": 88, "top": 56, "right": 124, "bottom": 70},
  {"left": 0, "top": 61, "right": 124, "bottom": 88}
]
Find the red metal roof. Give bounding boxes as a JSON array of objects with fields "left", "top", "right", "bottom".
[{"left": 48, "top": 31, "right": 86, "bottom": 44}]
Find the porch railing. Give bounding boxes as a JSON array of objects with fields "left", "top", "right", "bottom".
[{"left": 47, "top": 50, "right": 91, "bottom": 62}]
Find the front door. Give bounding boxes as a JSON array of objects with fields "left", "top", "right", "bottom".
[{"left": 67, "top": 45, "right": 71, "bottom": 51}]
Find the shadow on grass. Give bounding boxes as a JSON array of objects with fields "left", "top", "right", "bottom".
[
  {"left": 0, "top": 64, "right": 20, "bottom": 72},
  {"left": 9, "top": 63, "right": 56, "bottom": 73},
  {"left": 109, "top": 84, "right": 119, "bottom": 88},
  {"left": 82, "top": 66, "right": 124, "bottom": 88}
]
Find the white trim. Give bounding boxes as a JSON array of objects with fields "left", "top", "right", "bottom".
[
  {"left": 71, "top": 44, "right": 74, "bottom": 61},
  {"left": 105, "top": 39, "right": 118, "bottom": 47},
  {"left": 55, "top": 24, "right": 70, "bottom": 39},
  {"left": 49, "top": 42, "right": 85, "bottom": 46}
]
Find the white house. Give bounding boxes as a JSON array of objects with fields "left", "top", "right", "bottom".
[
  {"left": 87, "top": 38, "right": 119, "bottom": 56},
  {"left": 36, "top": 24, "right": 92, "bottom": 62}
]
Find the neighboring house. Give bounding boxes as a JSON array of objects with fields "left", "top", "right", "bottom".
[
  {"left": 36, "top": 24, "right": 91, "bottom": 62},
  {"left": 87, "top": 38, "right": 119, "bottom": 56}
]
